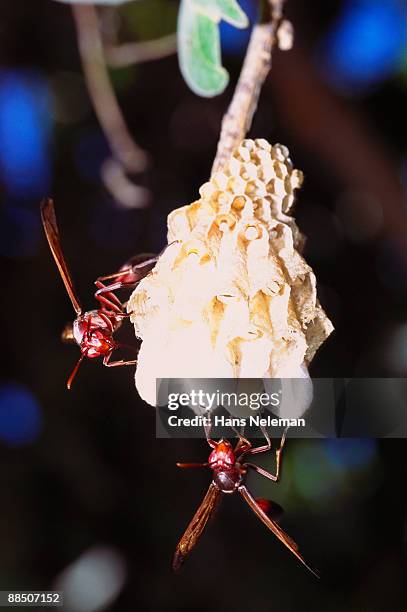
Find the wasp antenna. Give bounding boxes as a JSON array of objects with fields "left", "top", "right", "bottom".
[{"left": 66, "top": 354, "right": 85, "bottom": 390}]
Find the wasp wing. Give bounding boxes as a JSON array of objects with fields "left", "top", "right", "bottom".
[
  {"left": 40, "top": 198, "right": 82, "bottom": 314},
  {"left": 173, "top": 482, "right": 221, "bottom": 571},
  {"left": 239, "top": 485, "right": 319, "bottom": 578}
]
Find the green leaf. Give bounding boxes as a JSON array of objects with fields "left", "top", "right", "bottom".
[
  {"left": 178, "top": 1, "right": 228, "bottom": 97},
  {"left": 192, "top": 0, "right": 249, "bottom": 27},
  {"left": 178, "top": 0, "right": 249, "bottom": 97}
]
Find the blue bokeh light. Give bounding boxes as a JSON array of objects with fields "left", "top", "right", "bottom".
[
  {"left": 0, "top": 70, "right": 52, "bottom": 198},
  {"left": 220, "top": 0, "right": 259, "bottom": 54},
  {"left": 74, "top": 127, "right": 110, "bottom": 184},
  {"left": 0, "top": 384, "right": 43, "bottom": 446},
  {"left": 0, "top": 205, "right": 41, "bottom": 259},
  {"left": 324, "top": 438, "right": 377, "bottom": 469},
  {"left": 320, "top": 0, "right": 407, "bottom": 91}
]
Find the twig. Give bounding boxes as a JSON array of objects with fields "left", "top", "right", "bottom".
[
  {"left": 100, "top": 158, "right": 150, "bottom": 209},
  {"left": 211, "top": 1, "right": 286, "bottom": 174},
  {"left": 104, "top": 33, "right": 177, "bottom": 68},
  {"left": 71, "top": 4, "right": 148, "bottom": 176}
]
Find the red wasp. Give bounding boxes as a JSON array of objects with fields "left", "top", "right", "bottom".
[
  {"left": 41, "top": 198, "right": 158, "bottom": 389},
  {"left": 173, "top": 424, "right": 319, "bottom": 577}
]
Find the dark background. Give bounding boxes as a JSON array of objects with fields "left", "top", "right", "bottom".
[{"left": 1, "top": 0, "right": 407, "bottom": 610}]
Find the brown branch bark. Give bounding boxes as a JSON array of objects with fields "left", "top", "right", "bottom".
[{"left": 211, "top": 1, "right": 286, "bottom": 174}]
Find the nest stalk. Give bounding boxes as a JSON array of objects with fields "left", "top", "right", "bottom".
[{"left": 212, "top": 0, "right": 287, "bottom": 174}]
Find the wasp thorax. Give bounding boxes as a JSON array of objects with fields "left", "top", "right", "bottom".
[
  {"left": 128, "top": 139, "right": 333, "bottom": 406},
  {"left": 208, "top": 440, "right": 235, "bottom": 470}
]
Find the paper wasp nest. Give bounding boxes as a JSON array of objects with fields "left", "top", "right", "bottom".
[{"left": 128, "top": 139, "right": 333, "bottom": 406}]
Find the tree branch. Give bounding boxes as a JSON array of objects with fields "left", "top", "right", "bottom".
[
  {"left": 71, "top": 4, "right": 148, "bottom": 177},
  {"left": 104, "top": 33, "right": 177, "bottom": 68},
  {"left": 211, "top": 0, "right": 286, "bottom": 175}
]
